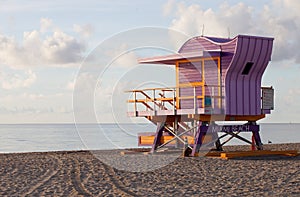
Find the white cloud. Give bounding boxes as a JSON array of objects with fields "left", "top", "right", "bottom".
[
  {"left": 40, "top": 18, "right": 53, "bottom": 33},
  {"left": 163, "top": 0, "right": 176, "bottom": 16},
  {"left": 0, "top": 18, "right": 86, "bottom": 69},
  {"left": 73, "top": 24, "right": 94, "bottom": 38},
  {"left": 74, "top": 72, "right": 97, "bottom": 92},
  {"left": 105, "top": 43, "right": 138, "bottom": 68},
  {"left": 0, "top": 70, "right": 36, "bottom": 89},
  {"left": 42, "top": 31, "right": 85, "bottom": 64},
  {"left": 285, "top": 88, "right": 300, "bottom": 104},
  {"left": 166, "top": 0, "right": 300, "bottom": 64}
]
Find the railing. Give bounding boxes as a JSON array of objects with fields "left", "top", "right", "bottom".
[
  {"left": 126, "top": 86, "right": 274, "bottom": 116},
  {"left": 126, "top": 87, "right": 176, "bottom": 114},
  {"left": 126, "top": 84, "right": 224, "bottom": 116}
]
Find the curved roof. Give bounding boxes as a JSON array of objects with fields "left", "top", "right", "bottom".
[
  {"left": 178, "top": 35, "right": 273, "bottom": 54},
  {"left": 178, "top": 36, "right": 233, "bottom": 53},
  {"left": 138, "top": 50, "right": 220, "bottom": 65},
  {"left": 204, "top": 36, "right": 233, "bottom": 43},
  {"left": 138, "top": 35, "right": 274, "bottom": 69}
]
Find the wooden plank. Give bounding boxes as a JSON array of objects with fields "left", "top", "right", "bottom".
[
  {"left": 189, "top": 114, "right": 266, "bottom": 121},
  {"left": 125, "top": 87, "right": 175, "bottom": 93},
  {"left": 127, "top": 97, "right": 176, "bottom": 103},
  {"left": 146, "top": 115, "right": 191, "bottom": 123},
  {"left": 220, "top": 150, "right": 299, "bottom": 159},
  {"left": 127, "top": 99, "right": 153, "bottom": 103},
  {"left": 178, "top": 82, "right": 204, "bottom": 88},
  {"left": 139, "top": 134, "right": 213, "bottom": 146},
  {"left": 199, "top": 150, "right": 299, "bottom": 159},
  {"left": 178, "top": 96, "right": 204, "bottom": 100}
]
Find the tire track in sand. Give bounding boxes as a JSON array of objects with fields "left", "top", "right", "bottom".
[
  {"left": 20, "top": 155, "right": 63, "bottom": 196},
  {"left": 102, "top": 163, "right": 137, "bottom": 197},
  {"left": 69, "top": 156, "right": 93, "bottom": 196}
]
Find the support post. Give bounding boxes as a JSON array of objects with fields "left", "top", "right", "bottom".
[
  {"left": 151, "top": 122, "right": 165, "bottom": 153},
  {"left": 174, "top": 117, "right": 179, "bottom": 148},
  {"left": 191, "top": 122, "right": 208, "bottom": 156},
  {"left": 193, "top": 86, "right": 197, "bottom": 114},
  {"left": 153, "top": 89, "right": 156, "bottom": 115},
  {"left": 134, "top": 91, "right": 137, "bottom": 116},
  {"left": 251, "top": 135, "right": 256, "bottom": 150},
  {"left": 212, "top": 86, "right": 215, "bottom": 110},
  {"left": 252, "top": 130, "right": 263, "bottom": 150},
  {"left": 173, "top": 88, "right": 176, "bottom": 115},
  {"left": 192, "top": 120, "right": 196, "bottom": 137},
  {"left": 213, "top": 131, "right": 223, "bottom": 151},
  {"left": 249, "top": 121, "right": 263, "bottom": 150}
]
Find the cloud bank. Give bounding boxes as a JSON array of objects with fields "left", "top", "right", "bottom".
[
  {"left": 0, "top": 70, "right": 36, "bottom": 90},
  {"left": 165, "top": 0, "right": 300, "bottom": 63},
  {"left": 0, "top": 18, "right": 91, "bottom": 69}
]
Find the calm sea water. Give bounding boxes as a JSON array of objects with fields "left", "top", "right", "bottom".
[{"left": 0, "top": 123, "right": 299, "bottom": 153}]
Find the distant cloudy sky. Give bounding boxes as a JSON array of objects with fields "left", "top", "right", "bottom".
[{"left": 0, "top": 0, "right": 299, "bottom": 123}]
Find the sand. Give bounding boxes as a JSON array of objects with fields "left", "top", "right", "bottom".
[{"left": 0, "top": 143, "right": 299, "bottom": 196}]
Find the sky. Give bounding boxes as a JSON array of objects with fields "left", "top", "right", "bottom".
[{"left": 0, "top": 0, "right": 299, "bottom": 123}]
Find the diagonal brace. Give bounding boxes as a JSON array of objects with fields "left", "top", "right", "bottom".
[{"left": 157, "top": 126, "right": 194, "bottom": 150}]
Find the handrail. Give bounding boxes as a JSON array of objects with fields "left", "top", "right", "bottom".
[
  {"left": 125, "top": 84, "right": 224, "bottom": 93},
  {"left": 126, "top": 84, "right": 224, "bottom": 115},
  {"left": 126, "top": 86, "right": 272, "bottom": 116},
  {"left": 124, "top": 87, "right": 175, "bottom": 93}
]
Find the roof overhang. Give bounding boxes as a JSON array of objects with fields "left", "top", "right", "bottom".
[{"left": 138, "top": 50, "right": 221, "bottom": 65}]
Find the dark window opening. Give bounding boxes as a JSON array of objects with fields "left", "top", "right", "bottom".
[{"left": 242, "top": 62, "right": 254, "bottom": 75}]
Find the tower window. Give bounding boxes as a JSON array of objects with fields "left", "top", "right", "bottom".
[{"left": 242, "top": 62, "right": 254, "bottom": 75}]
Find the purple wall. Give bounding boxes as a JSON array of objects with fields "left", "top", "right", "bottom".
[
  {"left": 179, "top": 37, "right": 232, "bottom": 110},
  {"left": 204, "top": 59, "right": 220, "bottom": 108},
  {"left": 225, "top": 35, "right": 273, "bottom": 115},
  {"left": 178, "top": 61, "right": 203, "bottom": 108},
  {"left": 178, "top": 59, "right": 222, "bottom": 109}
]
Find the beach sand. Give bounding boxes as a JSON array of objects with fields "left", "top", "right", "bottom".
[{"left": 0, "top": 143, "right": 299, "bottom": 196}]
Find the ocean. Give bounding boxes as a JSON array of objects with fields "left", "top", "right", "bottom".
[{"left": 0, "top": 123, "right": 299, "bottom": 153}]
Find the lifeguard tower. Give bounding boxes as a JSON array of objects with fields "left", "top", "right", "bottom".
[{"left": 126, "top": 35, "right": 275, "bottom": 156}]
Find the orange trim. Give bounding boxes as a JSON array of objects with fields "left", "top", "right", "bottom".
[
  {"left": 178, "top": 81, "right": 204, "bottom": 87},
  {"left": 176, "top": 57, "right": 219, "bottom": 63},
  {"left": 201, "top": 59, "right": 205, "bottom": 107},
  {"left": 177, "top": 58, "right": 202, "bottom": 63},
  {"left": 175, "top": 56, "right": 220, "bottom": 110},
  {"left": 176, "top": 61, "right": 180, "bottom": 109},
  {"left": 217, "top": 57, "right": 221, "bottom": 108},
  {"left": 127, "top": 97, "right": 175, "bottom": 103},
  {"left": 189, "top": 114, "right": 266, "bottom": 121},
  {"left": 178, "top": 96, "right": 204, "bottom": 99}
]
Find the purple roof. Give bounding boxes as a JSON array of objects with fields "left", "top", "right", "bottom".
[
  {"left": 204, "top": 36, "right": 233, "bottom": 43},
  {"left": 138, "top": 51, "right": 221, "bottom": 65}
]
